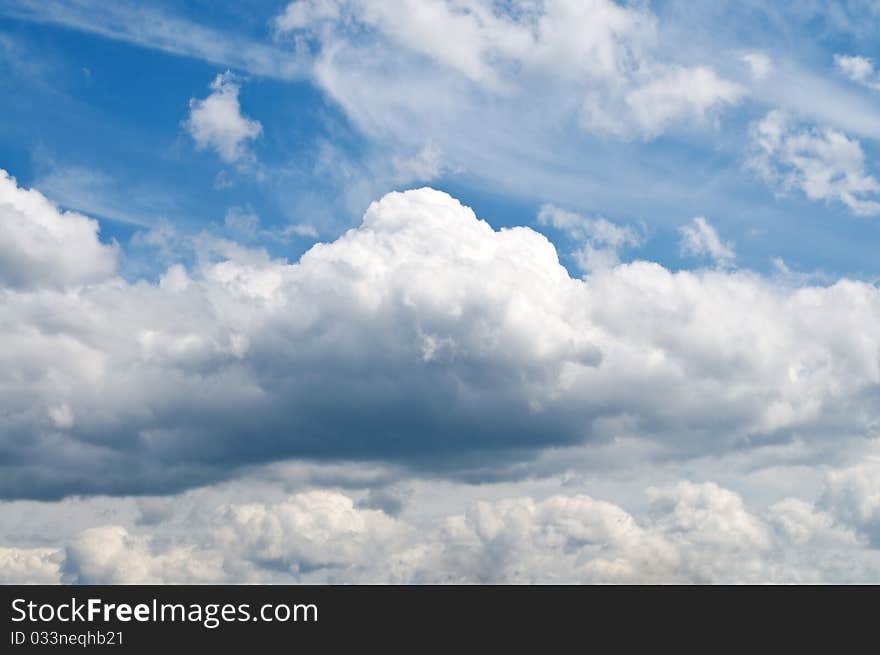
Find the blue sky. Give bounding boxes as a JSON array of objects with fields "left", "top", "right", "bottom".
[
  {"left": 3, "top": 0, "right": 880, "bottom": 280},
  {"left": 4, "top": 1, "right": 880, "bottom": 583}
]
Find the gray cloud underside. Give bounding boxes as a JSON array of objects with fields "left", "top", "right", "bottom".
[{"left": 2, "top": 171, "right": 880, "bottom": 499}]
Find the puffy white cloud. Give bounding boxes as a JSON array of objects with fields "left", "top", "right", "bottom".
[
  {"left": 52, "top": 489, "right": 411, "bottom": 583},
  {"left": 62, "top": 525, "right": 224, "bottom": 584},
  {"left": 185, "top": 71, "right": 262, "bottom": 163},
  {"left": 835, "top": 54, "right": 880, "bottom": 91},
  {"left": 435, "top": 492, "right": 679, "bottom": 583},
  {"left": 4, "top": 186, "right": 880, "bottom": 499},
  {"left": 818, "top": 457, "right": 880, "bottom": 544},
  {"left": 0, "top": 169, "right": 118, "bottom": 289},
  {"left": 678, "top": 216, "right": 735, "bottom": 267},
  {"left": 0, "top": 546, "right": 61, "bottom": 583},
  {"left": 645, "top": 481, "right": 771, "bottom": 582},
  {"left": 210, "top": 491, "right": 409, "bottom": 580},
  {"left": 12, "top": 472, "right": 880, "bottom": 583},
  {"left": 748, "top": 110, "right": 880, "bottom": 216}
]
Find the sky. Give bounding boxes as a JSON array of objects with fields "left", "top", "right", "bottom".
[{"left": 2, "top": 0, "right": 880, "bottom": 583}]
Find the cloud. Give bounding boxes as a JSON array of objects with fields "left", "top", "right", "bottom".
[
  {"left": 32, "top": 163, "right": 180, "bottom": 228},
  {"left": 0, "top": 169, "right": 118, "bottom": 290},
  {"left": 678, "top": 216, "right": 735, "bottom": 267},
  {"left": 748, "top": 110, "right": 880, "bottom": 216},
  {"left": 4, "top": 185, "right": 880, "bottom": 499},
  {"left": 222, "top": 206, "right": 318, "bottom": 243},
  {"left": 392, "top": 142, "right": 446, "bottom": 183},
  {"left": 61, "top": 525, "right": 223, "bottom": 584},
  {"left": 223, "top": 206, "right": 260, "bottom": 240},
  {"left": 1, "top": 0, "right": 303, "bottom": 80},
  {"left": 620, "top": 66, "right": 743, "bottom": 138},
  {"left": 17, "top": 471, "right": 880, "bottom": 583},
  {"left": 4, "top": 1, "right": 880, "bottom": 586},
  {"left": 276, "top": 0, "right": 743, "bottom": 140},
  {"left": 537, "top": 203, "right": 641, "bottom": 272},
  {"left": 283, "top": 223, "right": 320, "bottom": 238},
  {"left": 277, "top": 0, "right": 656, "bottom": 89},
  {"left": 185, "top": 72, "right": 263, "bottom": 164},
  {"left": 818, "top": 457, "right": 880, "bottom": 545},
  {"left": 9, "top": 0, "right": 760, "bottom": 230},
  {"left": 262, "top": 1, "right": 753, "bottom": 229},
  {"left": 55, "top": 490, "right": 409, "bottom": 583},
  {"left": 210, "top": 491, "right": 408, "bottom": 578},
  {"left": 742, "top": 52, "right": 773, "bottom": 81},
  {"left": 835, "top": 54, "right": 880, "bottom": 91},
  {"left": 537, "top": 203, "right": 640, "bottom": 246},
  {"left": 0, "top": 546, "right": 62, "bottom": 583}
]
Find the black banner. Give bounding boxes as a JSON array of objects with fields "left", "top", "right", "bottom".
[{"left": 1, "top": 585, "right": 873, "bottom": 651}]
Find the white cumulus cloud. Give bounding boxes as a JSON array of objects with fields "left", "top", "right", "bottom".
[
  {"left": 0, "top": 546, "right": 62, "bottom": 584},
  {"left": 17, "top": 471, "right": 880, "bottom": 583},
  {"left": 185, "top": 71, "right": 262, "bottom": 163},
  {"left": 3, "top": 186, "right": 880, "bottom": 500},
  {"left": 749, "top": 110, "right": 880, "bottom": 216},
  {"left": 0, "top": 169, "right": 118, "bottom": 290}
]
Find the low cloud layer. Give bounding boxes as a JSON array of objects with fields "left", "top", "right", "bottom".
[
  {"left": 5, "top": 466, "right": 880, "bottom": 583},
  {"left": 2, "top": 174, "right": 880, "bottom": 500}
]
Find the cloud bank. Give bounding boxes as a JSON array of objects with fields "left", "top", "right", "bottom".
[
  {"left": 3, "top": 173, "right": 880, "bottom": 501},
  {"left": 6, "top": 468, "right": 880, "bottom": 583}
]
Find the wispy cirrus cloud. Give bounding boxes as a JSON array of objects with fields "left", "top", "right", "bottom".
[
  {"left": 0, "top": 0, "right": 304, "bottom": 79},
  {"left": 679, "top": 216, "right": 735, "bottom": 268},
  {"left": 276, "top": 0, "right": 744, "bottom": 140}
]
